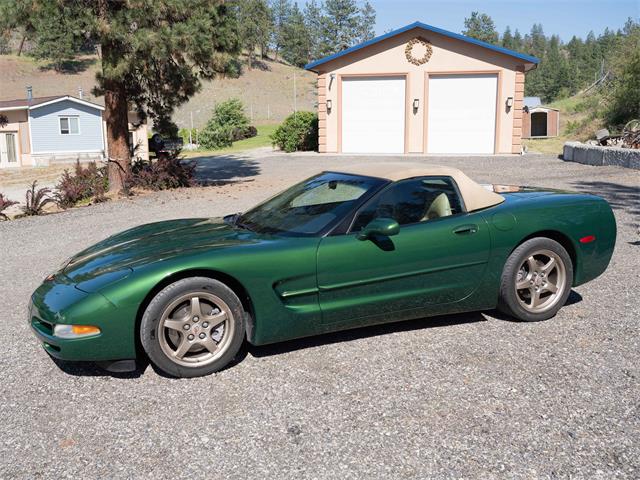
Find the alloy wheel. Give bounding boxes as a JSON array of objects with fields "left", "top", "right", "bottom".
[
  {"left": 515, "top": 249, "right": 567, "bottom": 313},
  {"left": 157, "top": 292, "right": 235, "bottom": 368}
]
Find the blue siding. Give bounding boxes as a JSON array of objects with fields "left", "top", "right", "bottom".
[{"left": 29, "top": 100, "right": 104, "bottom": 153}]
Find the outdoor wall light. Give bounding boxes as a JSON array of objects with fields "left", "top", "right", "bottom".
[
  {"left": 506, "top": 97, "right": 514, "bottom": 108},
  {"left": 326, "top": 99, "right": 332, "bottom": 112},
  {"left": 413, "top": 99, "right": 420, "bottom": 110}
]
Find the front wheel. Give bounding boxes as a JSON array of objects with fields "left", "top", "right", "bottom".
[
  {"left": 498, "top": 238, "right": 573, "bottom": 322},
  {"left": 140, "top": 277, "right": 245, "bottom": 378}
]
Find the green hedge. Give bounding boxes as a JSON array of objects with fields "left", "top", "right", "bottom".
[
  {"left": 270, "top": 111, "right": 318, "bottom": 153},
  {"left": 199, "top": 99, "right": 251, "bottom": 149}
]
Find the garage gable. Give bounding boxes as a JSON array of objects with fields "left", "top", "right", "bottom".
[{"left": 306, "top": 21, "right": 539, "bottom": 72}]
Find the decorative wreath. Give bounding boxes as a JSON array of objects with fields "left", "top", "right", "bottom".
[{"left": 405, "top": 37, "right": 433, "bottom": 66}]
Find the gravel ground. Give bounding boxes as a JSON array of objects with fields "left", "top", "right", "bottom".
[{"left": 1, "top": 152, "right": 639, "bottom": 479}]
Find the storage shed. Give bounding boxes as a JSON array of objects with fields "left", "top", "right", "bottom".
[
  {"left": 522, "top": 96, "right": 560, "bottom": 138},
  {"left": 305, "top": 21, "right": 539, "bottom": 155}
]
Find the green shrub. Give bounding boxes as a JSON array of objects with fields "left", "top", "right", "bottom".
[
  {"left": 178, "top": 128, "right": 198, "bottom": 145},
  {"left": 270, "top": 111, "right": 318, "bottom": 153},
  {"left": 199, "top": 99, "right": 250, "bottom": 149}
]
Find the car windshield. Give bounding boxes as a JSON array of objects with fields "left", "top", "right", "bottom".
[{"left": 237, "top": 172, "right": 385, "bottom": 236}]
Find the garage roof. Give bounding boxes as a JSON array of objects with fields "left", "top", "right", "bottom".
[{"left": 305, "top": 21, "right": 540, "bottom": 72}]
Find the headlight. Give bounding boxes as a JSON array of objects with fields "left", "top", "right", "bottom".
[{"left": 53, "top": 324, "right": 101, "bottom": 339}]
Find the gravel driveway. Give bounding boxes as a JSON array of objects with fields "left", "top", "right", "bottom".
[{"left": 1, "top": 152, "right": 639, "bottom": 479}]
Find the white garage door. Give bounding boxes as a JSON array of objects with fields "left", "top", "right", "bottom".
[
  {"left": 427, "top": 74, "right": 498, "bottom": 154},
  {"left": 342, "top": 76, "right": 405, "bottom": 153}
]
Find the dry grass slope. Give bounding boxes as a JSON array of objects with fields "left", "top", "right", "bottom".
[{"left": 0, "top": 54, "right": 316, "bottom": 128}]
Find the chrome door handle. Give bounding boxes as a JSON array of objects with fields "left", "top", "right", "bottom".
[{"left": 453, "top": 224, "right": 478, "bottom": 235}]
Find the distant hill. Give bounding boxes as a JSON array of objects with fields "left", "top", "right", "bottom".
[{"left": 0, "top": 54, "right": 316, "bottom": 128}]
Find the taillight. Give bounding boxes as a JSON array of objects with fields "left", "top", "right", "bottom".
[{"left": 579, "top": 235, "right": 596, "bottom": 244}]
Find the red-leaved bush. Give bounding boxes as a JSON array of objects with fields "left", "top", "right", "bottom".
[
  {"left": 22, "top": 181, "right": 54, "bottom": 216},
  {"left": 0, "top": 193, "right": 18, "bottom": 220},
  {"left": 55, "top": 161, "right": 107, "bottom": 208},
  {"left": 129, "top": 153, "right": 196, "bottom": 191}
]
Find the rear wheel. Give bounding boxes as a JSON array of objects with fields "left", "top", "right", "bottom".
[
  {"left": 140, "top": 277, "right": 245, "bottom": 377},
  {"left": 498, "top": 238, "right": 573, "bottom": 322}
]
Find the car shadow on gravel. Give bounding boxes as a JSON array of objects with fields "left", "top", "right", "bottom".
[
  {"left": 51, "top": 357, "right": 149, "bottom": 379},
  {"left": 190, "top": 154, "right": 261, "bottom": 186},
  {"left": 50, "top": 292, "right": 583, "bottom": 378},
  {"left": 246, "top": 311, "right": 487, "bottom": 360},
  {"left": 487, "top": 290, "right": 583, "bottom": 322}
]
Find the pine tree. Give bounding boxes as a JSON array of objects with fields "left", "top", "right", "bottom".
[
  {"left": 462, "top": 11, "right": 499, "bottom": 45},
  {"left": 321, "top": 0, "right": 362, "bottom": 55},
  {"left": 512, "top": 29, "right": 524, "bottom": 52},
  {"left": 356, "top": 1, "right": 376, "bottom": 43},
  {"left": 281, "top": 3, "right": 311, "bottom": 67},
  {"left": 541, "top": 35, "right": 572, "bottom": 100},
  {"left": 501, "top": 26, "right": 514, "bottom": 50},
  {"left": 527, "top": 23, "right": 547, "bottom": 58},
  {"left": 2, "top": 0, "right": 240, "bottom": 192},
  {"left": 271, "top": 0, "right": 292, "bottom": 60},
  {"left": 304, "top": 0, "right": 324, "bottom": 60},
  {"left": 238, "top": 0, "right": 272, "bottom": 69}
]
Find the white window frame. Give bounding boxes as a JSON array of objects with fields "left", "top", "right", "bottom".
[{"left": 59, "top": 116, "right": 81, "bottom": 135}]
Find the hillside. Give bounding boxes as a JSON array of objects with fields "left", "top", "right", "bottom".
[{"left": 0, "top": 54, "right": 316, "bottom": 128}]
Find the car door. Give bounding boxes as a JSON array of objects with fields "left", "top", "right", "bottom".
[{"left": 316, "top": 176, "right": 491, "bottom": 325}]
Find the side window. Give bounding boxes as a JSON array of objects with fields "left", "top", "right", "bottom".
[
  {"left": 59, "top": 116, "right": 80, "bottom": 135},
  {"left": 351, "top": 176, "right": 464, "bottom": 232}
]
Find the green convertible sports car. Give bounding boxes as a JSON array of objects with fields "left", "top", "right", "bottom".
[{"left": 29, "top": 163, "right": 616, "bottom": 377}]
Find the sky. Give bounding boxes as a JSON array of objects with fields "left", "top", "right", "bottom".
[{"left": 302, "top": 0, "right": 640, "bottom": 42}]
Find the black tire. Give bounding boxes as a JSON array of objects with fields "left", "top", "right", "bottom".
[
  {"left": 140, "top": 277, "right": 245, "bottom": 378},
  {"left": 498, "top": 237, "right": 573, "bottom": 322}
]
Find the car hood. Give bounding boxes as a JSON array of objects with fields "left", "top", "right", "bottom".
[{"left": 62, "top": 218, "right": 260, "bottom": 284}]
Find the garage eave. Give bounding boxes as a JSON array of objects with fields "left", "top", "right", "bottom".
[{"left": 304, "top": 21, "right": 540, "bottom": 72}]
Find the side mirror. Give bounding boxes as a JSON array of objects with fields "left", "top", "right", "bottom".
[{"left": 357, "top": 217, "right": 400, "bottom": 240}]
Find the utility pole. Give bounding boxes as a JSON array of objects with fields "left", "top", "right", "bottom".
[
  {"left": 189, "top": 111, "right": 193, "bottom": 145},
  {"left": 293, "top": 72, "right": 297, "bottom": 119}
]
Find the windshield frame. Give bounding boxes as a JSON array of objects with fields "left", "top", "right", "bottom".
[{"left": 235, "top": 172, "right": 389, "bottom": 238}]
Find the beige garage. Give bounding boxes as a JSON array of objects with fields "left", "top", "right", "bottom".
[{"left": 305, "top": 21, "right": 539, "bottom": 155}]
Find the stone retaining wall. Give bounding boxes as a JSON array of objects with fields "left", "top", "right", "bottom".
[{"left": 562, "top": 141, "right": 640, "bottom": 169}]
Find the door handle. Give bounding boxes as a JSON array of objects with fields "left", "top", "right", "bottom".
[{"left": 453, "top": 224, "right": 478, "bottom": 235}]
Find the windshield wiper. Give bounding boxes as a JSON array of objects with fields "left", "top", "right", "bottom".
[{"left": 229, "top": 213, "right": 255, "bottom": 232}]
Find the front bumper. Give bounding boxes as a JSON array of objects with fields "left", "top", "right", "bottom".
[
  {"left": 29, "top": 308, "right": 106, "bottom": 360},
  {"left": 28, "top": 281, "right": 138, "bottom": 362}
]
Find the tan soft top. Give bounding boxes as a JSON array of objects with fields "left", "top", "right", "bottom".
[{"left": 332, "top": 162, "right": 505, "bottom": 212}]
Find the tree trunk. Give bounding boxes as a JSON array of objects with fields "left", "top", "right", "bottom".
[
  {"left": 96, "top": 0, "right": 130, "bottom": 194},
  {"left": 103, "top": 78, "right": 131, "bottom": 193},
  {"left": 17, "top": 34, "right": 26, "bottom": 56}
]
